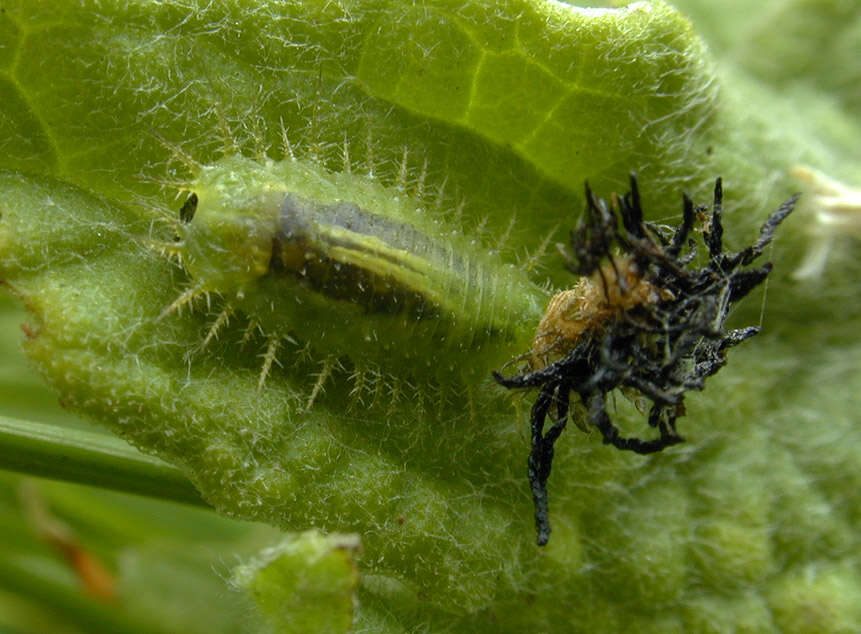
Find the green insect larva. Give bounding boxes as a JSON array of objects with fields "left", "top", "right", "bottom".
[{"left": 160, "top": 154, "right": 544, "bottom": 399}]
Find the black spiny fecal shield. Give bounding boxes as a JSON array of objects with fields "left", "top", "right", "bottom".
[{"left": 494, "top": 176, "right": 798, "bottom": 546}]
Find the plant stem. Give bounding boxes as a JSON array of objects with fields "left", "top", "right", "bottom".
[{"left": 0, "top": 415, "right": 207, "bottom": 507}]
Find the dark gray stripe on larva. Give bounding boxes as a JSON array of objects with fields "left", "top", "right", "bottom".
[
  {"left": 278, "top": 193, "right": 468, "bottom": 275},
  {"left": 271, "top": 193, "right": 464, "bottom": 316}
]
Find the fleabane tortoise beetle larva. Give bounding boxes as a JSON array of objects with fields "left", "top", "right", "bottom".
[{"left": 154, "top": 152, "right": 543, "bottom": 409}]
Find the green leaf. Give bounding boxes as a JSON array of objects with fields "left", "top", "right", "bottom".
[
  {"left": 356, "top": 1, "right": 715, "bottom": 184},
  {"left": 232, "top": 531, "right": 361, "bottom": 634},
  {"left": 1, "top": 0, "right": 859, "bottom": 632}
]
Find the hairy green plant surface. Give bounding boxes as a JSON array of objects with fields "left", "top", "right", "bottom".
[{"left": 0, "top": 0, "right": 859, "bottom": 632}]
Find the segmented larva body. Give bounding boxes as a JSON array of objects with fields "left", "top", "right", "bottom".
[{"left": 166, "top": 154, "right": 543, "bottom": 389}]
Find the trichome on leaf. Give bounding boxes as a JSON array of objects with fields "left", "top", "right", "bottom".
[{"left": 494, "top": 176, "right": 798, "bottom": 545}]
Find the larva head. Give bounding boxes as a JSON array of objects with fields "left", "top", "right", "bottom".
[{"left": 177, "top": 156, "right": 284, "bottom": 293}]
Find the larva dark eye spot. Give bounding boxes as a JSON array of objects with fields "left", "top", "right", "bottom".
[
  {"left": 179, "top": 193, "right": 198, "bottom": 224},
  {"left": 494, "top": 175, "right": 798, "bottom": 546},
  {"left": 158, "top": 153, "right": 544, "bottom": 405}
]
